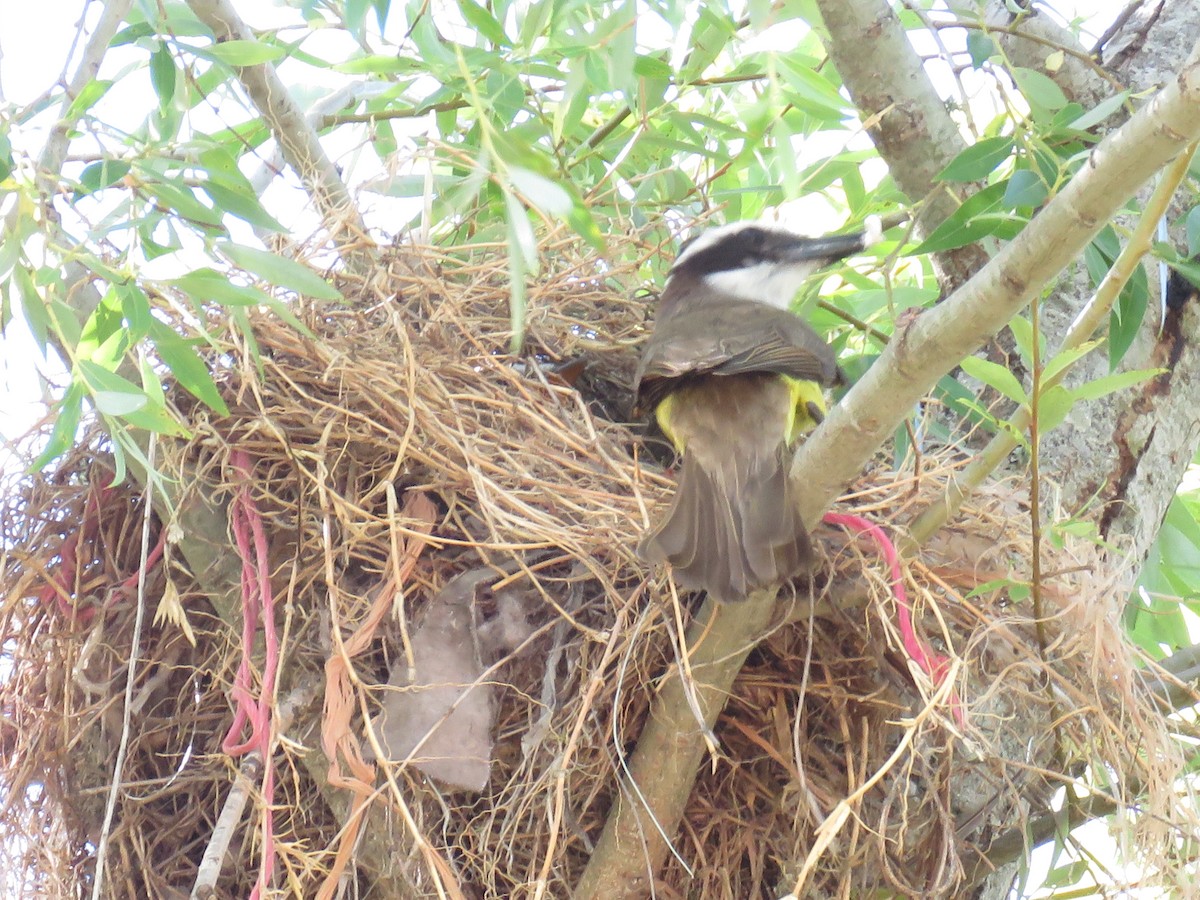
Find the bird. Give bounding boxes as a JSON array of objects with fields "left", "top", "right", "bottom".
[{"left": 634, "top": 218, "right": 881, "bottom": 603}]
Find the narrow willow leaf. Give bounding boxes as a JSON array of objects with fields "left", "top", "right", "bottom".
[
  {"left": 1041, "top": 339, "right": 1102, "bottom": 384},
  {"left": 1012, "top": 67, "right": 1068, "bottom": 112},
  {"left": 1069, "top": 367, "right": 1163, "bottom": 402},
  {"left": 937, "top": 136, "right": 1014, "bottom": 182},
  {"left": 1067, "top": 91, "right": 1129, "bottom": 131},
  {"left": 148, "top": 319, "right": 231, "bottom": 415},
  {"left": 77, "top": 360, "right": 149, "bottom": 416},
  {"left": 150, "top": 42, "right": 177, "bottom": 108},
  {"left": 1002, "top": 168, "right": 1049, "bottom": 209},
  {"left": 78, "top": 159, "right": 131, "bottom": 195},
  {"left": 1037, "top": 384, "right": 1075, "bottom": 431},
  {"left": 960, "top": 355, "right": 1027, "bottom": 404},
  {"left": 202, "top": 39, "right": 286, "bottom": 67},
  {"left": 170, "top": 268, "right": 273, "bottom": 307},
  {"left": 31, "top": 381, "right": 85, "bottom": 470},
  {"left": 508, "top": 167, "right": 573, "bottom": 218},
  {"left": 218, "top": 242, "right": 342, "bottom": 300}
]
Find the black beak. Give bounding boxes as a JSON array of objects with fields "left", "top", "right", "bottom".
[{"left": 778, "top": 230, "right": 871, "bottom": 264}]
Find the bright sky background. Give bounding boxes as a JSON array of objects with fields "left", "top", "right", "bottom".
[{"left": 0, "top": 3, "right": 1159, "bottom": 897}]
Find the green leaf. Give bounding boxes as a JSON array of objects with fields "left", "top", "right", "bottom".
[
  {"left": 505, "top": 191, "right": 534, "bottom": 353},
  {"left": 140, "top": 177, "right": 225, "bottom": 228},
  {"left": 64, "top": 79, "right": 113, "bottom": 121},
  {"left": 634, "top": 54, "right": 673, "bottom": 79},
  {"left": 200, "top": 181, "right": 285, "bottom": 233},
  {"left": 117, "top": 282, "right": 153, "bottom": 342},
  {"left": 776, "top": 54, "right": 850, "bottom": 120},
  {"left": 517, "top": 0, "right": 554, "bottom": 50},
  {"left": 507, "top": 167, "right": 573, "bottom": 218},
  {"left": 345, "top": 0, "right": 371, "bottom": 35},
  {"left": 960, "top": 355, "right": 1027, "bottom": 404},
  {"left": 150, "top": 42, "right": 177, "bottom": 108},
  {"left": 1110, "top": 262, "right": 1148, "bottom": 369},
  {"left": 966, "top": 31, "right": 995, "bottom": 68},
  {"left": 1041, "top": 339, "right": 1101, "bottom": 384},
  {"left": 116, "top": 400, "right": 190, "bottom": 436},
  {"left": 567, "top": 202, "right": 605, "bottom": 252},
  {"left": 505, "top": 190, "right": 538, "bottom": 273},
  {"left": 681, "top": 7, "right": 734, "bottom": 82},
  {"left": 1036, "top": 384, "right": 1074, "bottom": 431},
  {"left": 1012, "top": 67, "right": 1068, "bottom": 112},
  {"left": 372, "top": 0, "right": 391, "bottom": 31},
  {"left": 79, "top": 285, "right": 130, "bottom": 366},
  {"left": 0, "top": 128, "right": 11, "bottom": 182},
  {"left": 1002, "top": 168, "right": 1049, "bottom": 209},
  {"left": 457, "top": 0, "right": 509, "bottom": 46},
  {"left": 169, "top": 268, "right": 274, "bottom": 307},
  {"left": 911, "top": 181, "right": 1008, "bottom": 254},
  {"left": 31, "top": 381, "right": 85, "bottom": 470},
  {"left": 409, "top": 18, "right": 455, "bottom": 70},
  {"left": 77, "top": 359, "right": 148, "bottom": 416},
  {"left": 139, "top": 354, "right": 165, "bottom": 408},
  {"left": 1043, "top": 860, "right": 1089, "bottom": 888},
  {"left": 13, "top": 265, "right": 50, "bottom": 352},
  {"left": 1069, "top": 367, "right": 1163, "bottom": 402},
  {"left": 1007, "top": 314, "right": 1043, "bottom": 369},
  {"left": 202, "top": 39, "right": 286, "bottom": 67},
  {"left": 1186, "top": 205, "right": 1200, "bottom": 258},
  {"left": 218, "top": 242, "right": 342, "bottom": 300},
  {"left": 78, "top": 159, "right": 131, "bottom": 195},
  {"left": 937, "top": 136, "right": 1014, "bottom": 182},
  {"left": 148, "top": 319, "right": 230, "bottom": 415},
  {"left": 1067, "top": 91, "right": 1129, "bottom": 131}
]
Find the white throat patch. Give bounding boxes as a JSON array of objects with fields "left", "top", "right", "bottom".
[{"left": 700, "top": 260, "right": 822, "bottom": 309}]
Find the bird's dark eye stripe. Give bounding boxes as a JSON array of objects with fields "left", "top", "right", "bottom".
[{"left": 675, "top": 228, "right": 774, "bottom": 276}]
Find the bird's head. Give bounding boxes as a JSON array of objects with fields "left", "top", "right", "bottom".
[{"left": 667, "top": 217, "right": 881, "bottom": 309}]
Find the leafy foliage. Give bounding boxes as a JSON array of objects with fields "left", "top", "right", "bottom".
[{"left": 3, "top": 2, "right": 1200, "bottom": 896}]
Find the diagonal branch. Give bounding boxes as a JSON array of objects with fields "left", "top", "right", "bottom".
[
  {"left": 814, "top": 0, "right": 989, "bottom": 289},
  {"left": 577, "top": 33, "right": 1200, "bottom": 899},
  {"left": 185, "top": 0, "right": 377, "bottom": 277},
  {"left": 792, "top": 37, "right": 1200, "bottom": 526}
]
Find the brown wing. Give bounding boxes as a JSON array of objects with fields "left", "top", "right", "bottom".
[{"left": 634, "top": 297, "right": 839, "bottom": 412}]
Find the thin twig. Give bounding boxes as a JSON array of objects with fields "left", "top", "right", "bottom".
[{"left": 91, "top": 434, "right": 156, "bottom": 900}]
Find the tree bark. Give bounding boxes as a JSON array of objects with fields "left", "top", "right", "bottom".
[
  {"left": 814, "top": 0, "right": 989, "bottom": 290},
  {"left": 994, "top": 0, "right": 1200, "bottom": 561},
  {"left": 185, "top": 0, "right": 377, "bottom": 277}
]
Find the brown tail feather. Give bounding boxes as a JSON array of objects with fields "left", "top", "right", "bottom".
[{"left": 638, "top": 445, "right": 810, "bottom": 603}]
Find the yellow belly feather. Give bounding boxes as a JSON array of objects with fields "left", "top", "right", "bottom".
[{"left": 655, "top": 375, "right": 829, "bottom": 453}]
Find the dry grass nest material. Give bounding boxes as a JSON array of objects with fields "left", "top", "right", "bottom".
[{"left": 2, "top": 233, "right": 1196, "bottom": 898}]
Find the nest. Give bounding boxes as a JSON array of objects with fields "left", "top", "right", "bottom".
[{"left": 2, "top": 231, "right": 1196, "bottom": 899}]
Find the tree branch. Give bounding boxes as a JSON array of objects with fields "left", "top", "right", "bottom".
[
  {"left": 961, "top": 628, "right": 1200, "bottom": 890},
  {"left": 573, "top": 590, "right": 784, "bottom": 899},
  {"left": 814, "top": 0, "right": 989, "bottom": 289},
  {"left": 792, "top": 37, "right": 1200, "bottom": 527},
  {"left": 185, "top": 0, "right": 377, "bottom": 277}
]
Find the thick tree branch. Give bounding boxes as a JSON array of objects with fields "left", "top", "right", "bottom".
[
  {"left": 792, "top": 38, "right": 1200, "bottom": 526},
  {"left": 905, "top": 142, "right": 1198, "bottom": 545},
  {"left": 185, "top": 0, "right": 377, "bottom": 277},
  {"left": 814, "top": 0, "right": 988, "bottom": 289},
  {"left": 574, "top": 590, "right": 783, "bottom": 899}
]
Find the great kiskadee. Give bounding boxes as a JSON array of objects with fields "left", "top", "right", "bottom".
[{"left": 634, "top": 219, "right": 880, "bottom": 603}]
